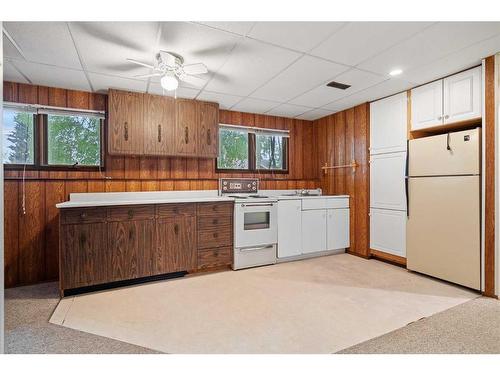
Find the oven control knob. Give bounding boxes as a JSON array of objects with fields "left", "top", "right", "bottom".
[
  {"left": 247, "top": 184, "right": 251, "bottom": 188},
  {"left": 252, "top": 181, "right": 256, "bottom": 186},
  {"left": 223, "top": 181, "right": 227, "bottom": 185},
  {"left": 241, "top": 204, "right": 244, "bottom": 207}
]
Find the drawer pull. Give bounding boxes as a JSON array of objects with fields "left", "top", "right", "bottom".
[
  {"left": 127, "top": 210, "right": 134, "bottom": 219},
  {"left": 80, "top": 212, "right": 87, "bottom": 219}
]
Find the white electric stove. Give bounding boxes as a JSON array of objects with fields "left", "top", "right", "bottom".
[{"left": 219, "top": 178, "right": 277, "bottom": 270}]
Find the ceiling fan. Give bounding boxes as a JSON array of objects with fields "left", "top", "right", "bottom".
[{"left": 127, "top": 51, "right": 209, "bottom": 91}]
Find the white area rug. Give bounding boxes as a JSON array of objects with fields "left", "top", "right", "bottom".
[{"left": 50, "top": 254, "right": 477, "bottom": 353}]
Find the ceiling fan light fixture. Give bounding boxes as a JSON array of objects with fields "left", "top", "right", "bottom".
[{"left": 161, "top": 74, "right": 179, "bottom": 91}]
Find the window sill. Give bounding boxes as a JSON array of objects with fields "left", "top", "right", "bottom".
[
  {"left": 4, "top": 164, "right": 104, "bottom": 172},
  {"left": 215, "top": 168, "right": 289, "bottom": 174}
]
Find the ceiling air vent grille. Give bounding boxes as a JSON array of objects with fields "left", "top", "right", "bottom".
[{"left": 326, "top": 81, "right": 351, "bottom": 90}]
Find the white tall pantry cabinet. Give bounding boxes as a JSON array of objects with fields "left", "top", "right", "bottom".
[{"left": 369, "top": 92, "right": 408, "bottom": 258}]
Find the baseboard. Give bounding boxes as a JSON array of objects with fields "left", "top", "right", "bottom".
[
  {"left": 370, "top": 249, "right": 407, "bottom": 267},
  {"left": 276, "top": 249, "right": 345, "bottom": 264}
]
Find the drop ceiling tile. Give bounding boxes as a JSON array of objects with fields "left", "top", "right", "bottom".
[
  {"left": 322, "top": 78, "right": 415, "bottom": 111},
  {"left": 70, "top": 22, "right": 160, "bottom": 78},
  {"left": 266, "top": 103, "right": 312, "bottom": 118},
  {"left": 249, "top": 22, "right": 345, "bottom": 52},
  {"left": 289, "top": 68, "right": 386, "bottom": 107},
  {"left": 159, "top": 22, "right": 241, "bottom": 77},
  {"left": 196, "top": 91, "right": 244, "bottom": 109},
  {"left": 231, "top": 97, "right": 281, "bottom": 114},
  {"left": 3, "top": 33, "right": 24, "bottom": 60},
  {"left": 195, "top": 22, "right": 255, "bottom": 36},
  {"left": 296, "top": 108, "right": 334, "bottom": 121},
  {"left": 12, "top": 60, "right": 91, "bottom": 91},
  {"left": 403, "top": 33, "right": 500, "bottom": 84},
  {"left": 148, "top": 82, "right": 199, "bottom": 99},
  {"left": 310, "top": 22, "right": 433, "bottom": 67},
  {"left": 204, "top": 38, "right": 301, "bottom": 97},
  {"left": 4, "top": 22, "right": 82, "bottom": 69},
  {"left": 358, "top": 22, "right": 500, "bottom": 75},
  {"left": 3, "top": 60, "right": 29, "bottom": 83},
  {"left": 251, "top": 55, "right": 349, "bottom": 102},
  {"left": 87, "top": 72, "right": 146, "bottom": 93}
]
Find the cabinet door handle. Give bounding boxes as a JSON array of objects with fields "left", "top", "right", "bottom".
[
  {"left": 207, "top": 129, "right": 211, "bottom": 145},
  {"left": 127, "top": 210, "right": 134, "bottom": 219},
  {"left": 174, "top": 224, "right": 179, "bottom": 235},
  {"left": 444, "top": 114, "right": 450, "bottom": 120},
  {"left": 124, "top": 121, "right": 129, "bottom": 141},
  {"left": 437, "top": 116, "right": 443, "bottom": 121},
  {"left": 80, "top": 212, "right": 87, "bottom": 219},
  {"left": 184, "top": 127, "right": 189, "bottom": 144},
  {"left": 158, "top": 124, "right": 162, "bottom": 142}
]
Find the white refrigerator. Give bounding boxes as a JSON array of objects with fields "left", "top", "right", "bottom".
[{"left": 407, "top": 128, "right": 481, "bottom": 290}]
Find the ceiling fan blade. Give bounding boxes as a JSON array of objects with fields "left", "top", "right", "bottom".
[
  {"left": 134, "top": 73, "right": 163, "bottom": 79},
  {"left": 159, "top": 51, "right": 177, "bottom": 67},
  {"left": 126, "top": 58, "right": 155, "bottom": 69},
  {"left": 179, "top": 74, "right": 206, "bottom": 87},
  {"left": 182, "top": 63, "right": 208, "bottom": 75}
]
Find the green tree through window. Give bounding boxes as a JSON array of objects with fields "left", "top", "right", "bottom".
[
  {"left": 47, "top": 114, "right": 101, "bottom": 166},
  {"left": 217, "top": 128, "right": 249, "bottom": 169},
  {"left": 3, "top": 110, "right": 35, "bottom": 164}
]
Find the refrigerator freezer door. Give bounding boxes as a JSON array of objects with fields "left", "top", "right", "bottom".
[
  {"left": 409, "top": 128, "right": 480, "bottom": 176},
  {"left": 407, "top": 175, "right": 480, "bottom": 289}
]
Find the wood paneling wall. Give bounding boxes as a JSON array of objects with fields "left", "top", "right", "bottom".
[
  {"left": 313, "top": 104, "right": 370, "bottom": 258},
  {"left": 484, "top": 56, "right": 496, "bottom": 297},
  {"left": 3, "top": 81, "right": 319, "bottom": 287}
]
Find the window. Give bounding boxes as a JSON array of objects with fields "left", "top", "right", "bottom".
[
  {"left": 217, "top": 127, "right": 249, "bottom": 170},
  {"left": 217, "top": 125, "right": 289, "bottom": 172},
  {"left": 46, "top": 114, "right": 101, "bottom": 166},
  {"left": 2, "top": 108, "right": 36, "bottom": 165},
  {"left": 2, "top": 103, "right": 104, "bottom": 170}
]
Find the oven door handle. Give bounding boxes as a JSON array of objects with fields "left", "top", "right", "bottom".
[
  {"left": 241, "top": 203, "right": 274, "bottom": 207},
  {"left": 240, "top": 245, "right": 274, "bottom": 252}
]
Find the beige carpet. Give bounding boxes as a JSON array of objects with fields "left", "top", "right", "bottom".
[{"left": 50, "top": 254, "right": 478, "bottom": 353}]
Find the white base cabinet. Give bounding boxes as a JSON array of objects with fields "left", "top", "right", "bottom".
[
  {"left": 370, "top": 208, "right": 407, "bottom": 257},
  {"left": 301, "top": 210, "right": 327, "bottom": 254},
  {"left": 277, "top": 200, "right": 302, "bottom": 258},
  {"left": 327, "top": 208, "right": 350, "bottom": 250}
]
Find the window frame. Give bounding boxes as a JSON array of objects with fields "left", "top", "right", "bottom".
[
  {"left": 3, "top": 111, "right": 105, "bottom": 172},
  {"left": 216, "top": 128, "right": 289, "bottom": 174}
]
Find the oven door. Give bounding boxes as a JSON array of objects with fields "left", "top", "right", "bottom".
[{"left": 235, "top": 202, "right": 278, "bottom": 248}]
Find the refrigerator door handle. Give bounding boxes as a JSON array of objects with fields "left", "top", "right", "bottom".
[{"left": 446, "top": 132, "right": 451, "bottom": 151}]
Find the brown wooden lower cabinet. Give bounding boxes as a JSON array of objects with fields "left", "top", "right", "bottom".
[
  {"left": 59, "top": 201, "right": 233, "bottom": 295},
  {"left": 155, "top": 216, "right": 196, "bottom": 274}
]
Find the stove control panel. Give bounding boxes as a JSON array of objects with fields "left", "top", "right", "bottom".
[{"left": 219, "top": 178, "right": 259, "bottom": 194}]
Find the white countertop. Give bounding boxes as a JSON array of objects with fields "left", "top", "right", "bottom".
[{"left": 56, "top": 190, "right": 349, "bottom": 209}]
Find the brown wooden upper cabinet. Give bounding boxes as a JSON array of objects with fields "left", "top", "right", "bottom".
[
  {"left": 175, "top": 98, "right": 198, "bottom": 156},
  {"left": 144, "top": 94, "right": 175, "bottom": 155},
  {"left": 108, "top": 89, "right": 144, "bottom": 155},
  {"left": 108, "top": 89, "right": 219, "bottom": 158},
  {"left": 197, "top": 101, "right": 219, "bottom": 158}
]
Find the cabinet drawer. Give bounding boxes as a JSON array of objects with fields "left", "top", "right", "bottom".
[
  {"left": 326, "top": 198, "right": 349, "bottom": 209},
  {"left": 156, "top": 203, "right": 196, "bottom": 218},
  {"left": 60, "top": 207, "right": 107, "bottom": 224},
  {"left": 107, "top": 205, "right": 155, "bottom": 221},
  {"left": 301, "top": 198, "right": 327, "bottom": 210},
  {"left": 198, "top": 227, "right": 232, "bottom": 249},
  {"left": 197, "top": 247, "right": 232, "bottom": 269},
  {"left": 197, "top": 202, "right": 233, "bottom": 216},
  {"left": 197, "top": 215, "right": 232, "bottom": 230}
]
